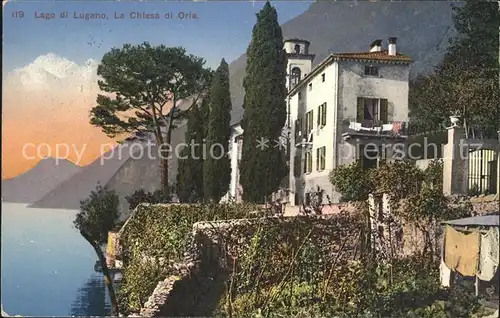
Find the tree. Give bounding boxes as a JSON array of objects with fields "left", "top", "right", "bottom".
[
  {"left": 90, "top": 43, "right": 212, "bottom": 196},
  {"left": 74, "top": 184, "right": 120, "bottom": 316},
  {"left": 125, "top": 188, "right": 172, "bottom": 211},
  {"left": 410, "top": 1, "right": 500, "bottom": 137},
  {"left": 176, "top": 96, "right": 209, "bottom": 203},
  {"left": 203, "top": 59, "right": 232, "bottom": 202},
  {"left": 239, "top": 1, "right": 288, "bottom": 203}
]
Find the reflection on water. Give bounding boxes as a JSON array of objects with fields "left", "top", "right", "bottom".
[{"left": 70, "top": 273, "right": 111, "bottom": 316}]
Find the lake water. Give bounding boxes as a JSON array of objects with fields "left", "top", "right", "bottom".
[{"left": 1, "top": 203, "right": 110, "bottom": 316}]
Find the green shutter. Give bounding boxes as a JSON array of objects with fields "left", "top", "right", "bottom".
[
  {"left": 322, "top": 103, "right": 327, "bottom": 126},
  {"left": 317, "top": 106, "right": 321, "bottom": 126},
  {"left": 316, "top": 148, "right": 320, "bottom": 170},
  {"left": 321, "top": 147, "right": 326, "bottom": 170},
  {"left": 380, "top": 99, "right": 388, "bottom": 124},
  {"left": 357, "top": 98, "right": 364, "bottom": 122}
]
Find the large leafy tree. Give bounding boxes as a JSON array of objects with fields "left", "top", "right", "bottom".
[
  {"left": 410, "top": 1, "right": 500, "bottom": 137},
  {"left": 74, "top": 183, "right": 120, "bottom": 316},
  {"left": 203, "top": 59, "right": 232, "bottom": 202},
  {"left": 90, "top": 43, "right": 212, "bottom": 196},
  {"left": 239, "top": 1, "right": 288, "bottom": 203},
  {"left": 176, "top": 96, "right": 209, "bottom": 203}
]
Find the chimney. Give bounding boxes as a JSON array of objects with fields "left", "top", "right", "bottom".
[
  {"left": 369, "top": 39, "right": 382, "bottom": 52},
  {"left": 388, "top": 37, "right": 397, "bottom": 56}
]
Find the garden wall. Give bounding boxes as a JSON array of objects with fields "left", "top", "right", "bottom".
[{"left": 125, "top": 210, "right": 365, "bottom": 317}]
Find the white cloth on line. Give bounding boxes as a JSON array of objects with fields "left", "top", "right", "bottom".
[
  {"left": 440, "top": 259, "right": 451, "bottom": 287},
  {"left": 477, "top": 227, "right": 499, "bottom": 281}
]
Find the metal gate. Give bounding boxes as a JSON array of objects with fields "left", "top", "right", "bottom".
[{"left": 468, "top": 149, "right": 497, "bottom": 195}]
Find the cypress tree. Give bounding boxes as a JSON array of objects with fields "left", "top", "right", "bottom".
[
  {"left": 239, "top": 1, "right": 288, "bottom": 203},
  {"left": 176, "top": 97, "right": 209, "bottom": 203},
  {"left": 203, "top": 59, "right": 232, "bottom": 202}
]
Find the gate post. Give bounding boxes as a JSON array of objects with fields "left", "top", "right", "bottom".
[
  {"left": 496, "top": 130, "right": 500, "bottom": 197},
  {"left": 443, "top": 123, "right": 468, "bottom": 196}
]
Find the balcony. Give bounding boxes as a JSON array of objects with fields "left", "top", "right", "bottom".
[{"left": 341, "top": 118, "right": 408, "bottom": 141}]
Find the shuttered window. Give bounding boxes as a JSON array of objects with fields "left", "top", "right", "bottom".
[{"left": 317, "top": 103, "right": 327, "bottom": 127}]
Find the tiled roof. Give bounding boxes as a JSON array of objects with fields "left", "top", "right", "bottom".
[{"left": 332, "top": 50, "right": 412, "bottom": 62}]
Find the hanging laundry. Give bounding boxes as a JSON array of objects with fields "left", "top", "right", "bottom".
[
  {"left": 444, "top": 225, "right": 480, "bottom": 277},
  {"left": 440, "top": 259, "right": 451, "bottom": 287},
  {"left": 477, "top": 227, "right": 499, "bottom": 281}
]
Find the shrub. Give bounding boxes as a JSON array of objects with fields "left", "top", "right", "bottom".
[{"left": 125, "top": 188, "right": 172, "bottom": 211}]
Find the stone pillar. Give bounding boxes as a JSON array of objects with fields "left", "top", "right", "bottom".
[
  {"left": 496, "top": 130, "right": 500, "bottom": 197},
  {"left": 442, "top": 126, "right": 468, "bottom": 196}
]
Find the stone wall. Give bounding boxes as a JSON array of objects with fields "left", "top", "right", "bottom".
[
  {"left": 128, "top": 212, "right": 364, "bottom": 317},
  {"left": 470, "top": 195, "right": 499, "bottom": 215}
]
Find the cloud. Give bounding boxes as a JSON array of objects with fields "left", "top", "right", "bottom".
[{"left": 2, "top": 53, "right": 116, "bottom": 179}]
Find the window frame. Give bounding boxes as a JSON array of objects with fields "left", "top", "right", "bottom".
[{"left": 364, "top": 65, "right": 379, "bottom": 76}]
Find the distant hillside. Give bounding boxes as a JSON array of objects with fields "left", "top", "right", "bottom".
[
  {"left": 29, "top": 124, "right": 187, "bottom": 217},
  {"left": 228, "top": 1, "right": 459, "bottom": 124},
  {"left": 1, "top": 157, "right": 81, "bottom": 203}
]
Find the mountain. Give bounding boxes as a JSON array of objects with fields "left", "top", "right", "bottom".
[
  {"left": 29, "top": 125, "right": 187, "bottom": 217},
  {"left": 228, "top": 0, "right": 459, "bottom": 124},
  {"left": 1, "top": 157, "right": 81, "bottom": 203}
]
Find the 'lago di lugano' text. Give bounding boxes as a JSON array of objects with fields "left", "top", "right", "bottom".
[{"left": 34, "top": 11, "right": 199, "bottom": 20}]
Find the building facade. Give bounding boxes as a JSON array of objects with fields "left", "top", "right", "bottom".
[
  {"left": 224, "top": 37, "right": 412, "bottom": 205},
  {"left": 288, "top": 38, "right": 412, "bottom": 205}
]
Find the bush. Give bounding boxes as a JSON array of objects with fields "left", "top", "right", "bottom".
[
  {"left": 125, "top": 188, "right": 172, "bottom": 211},
  {"left": 329, "top": 162, "right": 374, "bottom": 202}
]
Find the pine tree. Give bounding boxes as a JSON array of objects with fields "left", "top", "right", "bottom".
[
  {"left": 239, "top": 1, "right": 288, "bottom": 203},
  {"left": 203, "top": 59, "right": 232, "bottom": 202},
  {"left": 176, "top": 97, "right": 209, "bottom": 203}
]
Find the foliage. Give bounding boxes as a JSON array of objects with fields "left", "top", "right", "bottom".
[
  {"left": 117, "top": 203, "right": 269, "bottom": 314},
  {"left": 409, "top": 1, "right": 500, "bottom": 137},
  {"left": 240, "top": 1, "right": 288, "bottom": 203},
  {"left": 125, "top": 188, "right": 172, "bottom": 211},
  {"left": 217, "top": 254, "right": 480, "bottom": 317},
  {"left": 74, "top": 183, "right": 120, "bottom": 244},
  {"left": 176, "top": 96, "right": 209, "bottom": 203},
  {"left": 329, "top": 162, "right": 374, "bottom": 201},
  {"left": 89, "top": 42, "right": 212, "bottom": 194},
  {"left": 74, "top": 183, "right": 121, "bottom": 315},
  {"left": 211, "top": 213, "right": 364, "bottom": 317},
  {"left": 203, "top": 59, "right": 232, "bottom": 202}
]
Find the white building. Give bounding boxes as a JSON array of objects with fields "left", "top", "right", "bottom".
[
  {"left": 224, "top": 37, "right": 412, "bottom": 205},
  {"left": 288, "top": 37, "right": 412, "bottom": 205}
]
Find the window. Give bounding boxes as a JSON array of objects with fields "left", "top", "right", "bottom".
[
  {"left": 293, "top": 155, "right": 301, "bottom": 177},
  {"left": 364, "top": 65, "right": 379, "bottom": 76},
  {"left": 356, "top": 97, "right": 389, "bottom": 124},
  {"left": 321, "top": 73, "right": 326, "bottom": 82},
  {"left": 305, "top": 110, "right": 314, "bottom": 135},
  {"left": 291, "top": 67, "right": 301, "bottom": 87},
  {"left": 316, "top": 146, "right": 326, "bottom": 171},
  {"left": 294, "top": 118, "right": 303, "bottom": 142},
  {"left": 317, "top": 102, "right": 327, "bottom": 127},
  {"left": 298, "top": 92, "right": 302, "bottom": 100},
  {"left": 304, "top": 151, "right": 313, "bottom": 174},
  {"left": 308, "top": 83, "right": 312, "bottom": 91},
  {"left": 359, "top": 144, "right": 383, "bottom": 170},
  {"left": 294, "top": 44, "right": 301, "bottom": 54}
]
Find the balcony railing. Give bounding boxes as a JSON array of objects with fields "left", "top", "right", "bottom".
[{"left": 342, "top": 118, "right": 408, "bottom": 138}]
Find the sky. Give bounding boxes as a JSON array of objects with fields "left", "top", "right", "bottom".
[{"left": 2, "top": 0, "right": 311, "bottom": 179}]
